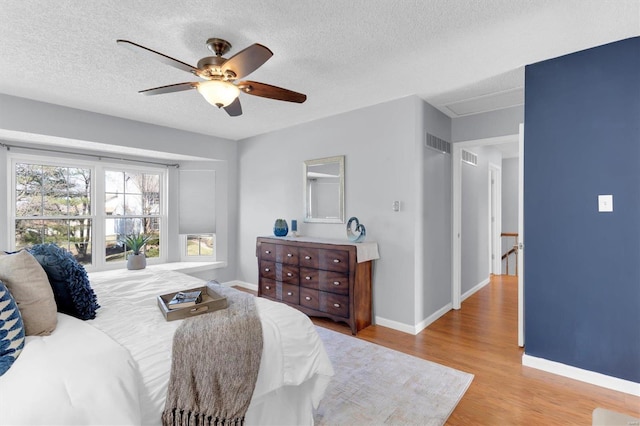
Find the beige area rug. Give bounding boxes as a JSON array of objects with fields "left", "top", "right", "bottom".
[
  {"left": 314, "top": 326, "right": 473, "bottom": 426},
  {"left": 592, "top": 408, "right": 640, "bottom": 425}
]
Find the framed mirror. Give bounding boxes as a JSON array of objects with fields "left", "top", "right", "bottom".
[{"left": 303, "top": 155, "right": 345, "bottom": 223}]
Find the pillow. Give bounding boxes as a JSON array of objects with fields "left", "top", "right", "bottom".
[
  {"left": 28, "top": 244, "right": 100, "bottom": 320},
  {"left": 0, "top": 250, "right": 57, "bottom": 336},
  {"left": 0, "top": 280, "right": 25, "bottom": 376}
]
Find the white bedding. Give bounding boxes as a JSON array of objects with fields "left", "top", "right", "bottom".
[
  {"left": 0, "top": 314, "right": 143, "bottom": 425},
  {"left": 0, "top": 268, "right": 333, "bottom": 426}
]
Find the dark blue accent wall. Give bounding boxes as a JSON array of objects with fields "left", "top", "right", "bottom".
[{"left": 524, "top": 37, "right": 640, "bottom": 383}]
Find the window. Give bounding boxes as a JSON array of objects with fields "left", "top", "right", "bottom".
[
  {"left": 104, "top": 170, "right": 161, "bottom": 263},
  {"left": 11, "top": 155, "right": 166, "bottom": 269},
  {"left": 185, "top": 234, "right": 215, "bottom": 257},
  {"left": 15, "top": 163, "right": 93, "bottom": 264},
  {"left": 179, "top": 169, "right": 216, "bottom": 261}
]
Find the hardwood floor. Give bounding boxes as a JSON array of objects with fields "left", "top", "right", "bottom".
[{"left": 238, "top": 276, "right": 640, "bottom": 424}]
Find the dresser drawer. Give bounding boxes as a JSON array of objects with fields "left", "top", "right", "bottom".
[
  {"left": 299, "top": 267, "right": 319, "bottom": 290},
  {"left": 260, "top": 243, "right": 277, "bottom": 261},
  {"left": 260, "top": 260, "right": 276, "bottom": 280},
  {"left": 300, "top": 248, "right": 349, "bottom": 273},
  {"left": 276, "top": 245, "right": 299, "bottom": 265},
  {"left": 260, "top": 278, "right": 277, "bottom": 298},
  {"left": 320, "top": 292, "right": 349, "bottom": 318},
  {"left": 300, "top": 287, "right": 319, "bottom": 310},
  {"left": 282, "top": 283, "right": 300, "bottom": 305},
  {"left": 318, "top": 270, "right": 349, "bottom": 295},
  {"left": 278, "top": 263, "right": 299, "bottom": 285},
  {"left": 299, "top": 248, "right": 319, "bottom": 269}
]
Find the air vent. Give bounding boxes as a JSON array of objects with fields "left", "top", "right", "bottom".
[
  {"left": 425, "top": 133, "right": 451, "bottom": 154},
  {"left": 461, "top": 149, "right": 478, "bottom": 166}
]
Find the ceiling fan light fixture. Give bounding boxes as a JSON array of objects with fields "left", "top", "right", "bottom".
[{"left": 197, "top": 80, "right": 240, "bottom": 108}]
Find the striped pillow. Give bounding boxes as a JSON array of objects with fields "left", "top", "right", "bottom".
[{"left": 0, "top": 280, "right": 25, "bottom": 376}]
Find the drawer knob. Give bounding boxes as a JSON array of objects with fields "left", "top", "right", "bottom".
[
  {"left": 305, "top": 296, "right": 312, "bottom": 301},
  {"left": 265, "top": 250, "right": 271, "bottom": 254},
  {"left": 287, "top": 292, "right": 293, "bottom": 296},
  {"left": 287, "top": 253, "right": 293, "bottom": 257},
  {"left": 304, "top": 255, "right": 311, "bottom": 260},
  {"left": 333, "top": 303, "right": 340, "bottom": 308},
  {"left": 264, "top": 268, "right": 270, "bottom": 272},
  {"left": 265, "top": 285, "right": 271, "bottom": 290},
  {"left": 305, "top": 276, "right": 311, "bottom": 280},
  {"left": 333, "top": 281, "right": 340, "bottom": 286},
  {"left": 287, "top": 272, "right": 293, "bottom": 277},
  {"left": 333, "top": 259, "right": 340, "bottom": 263}
]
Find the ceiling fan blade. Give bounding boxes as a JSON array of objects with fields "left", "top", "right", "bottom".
[
  {"left": 139, "top": 82, "right": 196, "bottom": 96},
  {"left": 117, "top": 40, "right": 198, "bottom": 74},
  {"left": 222, "top": 44, "right": 273, "bottom": 79},
  {"left": 238, "top": 81, "right": 307, "bottom": 103},
  {"left": 224, "top": 97, "right": 243, "bottom": 116}
]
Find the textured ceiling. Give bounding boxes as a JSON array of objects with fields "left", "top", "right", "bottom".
[{"left": 1, "top": 1, "right": 638, "bottom": 141}]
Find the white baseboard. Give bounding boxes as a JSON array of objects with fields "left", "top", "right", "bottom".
[
  {"left": 374, "top": 316, "right": 418, "bottom": 334},
  {"left": 376, "top": 302, "right": 453, "bottom": 335},
  {"left": 225, "top": 280, "right": 258, "bottom": 292},
  {"left": 461, "top": 276, "right": 490, "bottom": 302},
  {"left": 522, "top": 354, "right": 640, "bottom": 396},
  {"left": 414, "top": 302, "right": 453, "bottom": 334}
]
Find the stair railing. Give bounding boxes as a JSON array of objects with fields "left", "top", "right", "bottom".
[{"left": 501, "top": 232, "right": 519, "bottom": 276}]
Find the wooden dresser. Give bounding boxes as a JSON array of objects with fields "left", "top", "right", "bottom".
[{"left": 256, "top": 237, "right": 375, "bottom": 334}]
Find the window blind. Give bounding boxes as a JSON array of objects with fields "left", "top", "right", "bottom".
[{"left": 178, "top": 169, "right": 215, "bottom": 234}]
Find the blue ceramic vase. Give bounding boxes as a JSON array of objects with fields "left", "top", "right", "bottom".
[{"left": 273, "top": 219, "right": 289, "bottom": 237}]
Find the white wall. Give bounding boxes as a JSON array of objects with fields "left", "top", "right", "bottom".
[
  {"left": 419, "top": 101, "right": 453, "bottom": 326},
  {"left": 237, "top": 96, "right": 419, "bottom": 326},
  {"left": 0, "top": 94, "right": 239, "bottom": 281},
  {"left": 452, "top": 105, "right": 524, "bottom": 142},
  {"left": 461, "top": 145, "right": 502, "bottom": 293}
]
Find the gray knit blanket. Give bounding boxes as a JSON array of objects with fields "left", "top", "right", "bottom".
[{"left": 162, "top": 282, "right": 263, "bottom": 426}]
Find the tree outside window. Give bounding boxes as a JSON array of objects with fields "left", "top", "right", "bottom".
[{"left": 15, "top": 163, "right": 92, "bottom": 264}]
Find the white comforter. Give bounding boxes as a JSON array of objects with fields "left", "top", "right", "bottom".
[
  {"left": 0, "top": 269, "right": 333, "bottom": 426},
  {"left": 0, "top": 314, "right": 143, "bottom": 425}
]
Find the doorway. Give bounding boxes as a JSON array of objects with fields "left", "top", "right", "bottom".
[{"left": 452, "top": 133, "right": 521, "bottom": 345}]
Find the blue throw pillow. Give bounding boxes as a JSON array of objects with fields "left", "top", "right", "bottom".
[
  {"left": 28, "top": 244, "right": 100, "bottom": 320},
  {"left": 0, "top": 280, "right": 25, "bottom": 376}
]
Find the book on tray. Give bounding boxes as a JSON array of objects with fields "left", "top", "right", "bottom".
[{"left": 167, "top": 290, "right": 203, "bottom": 309}]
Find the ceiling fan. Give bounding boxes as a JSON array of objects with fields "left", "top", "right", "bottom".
[{"left": 116, "top": 37, "right": 307, "bottom": 117}]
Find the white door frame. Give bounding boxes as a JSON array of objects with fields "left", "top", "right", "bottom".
[
  {"left": 517, "top": 123, "right": 525, "bottom": 347},
  {"left": 489, "top": 163, "right": 502, "bottom": 275},
  {"left": 452, "top": 135, "right": 517, "bottom": 310}
]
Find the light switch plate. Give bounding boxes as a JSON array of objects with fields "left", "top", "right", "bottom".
[{"left": 598, "top": 194, "right": 613, "bottom": 212}]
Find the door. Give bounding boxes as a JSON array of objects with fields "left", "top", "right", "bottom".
[{"left": 517, "top": 123, "right": 525, "bottom": 347}]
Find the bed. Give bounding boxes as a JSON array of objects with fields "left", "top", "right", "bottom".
[{"left": 0, "top": 267, "right": 334, "bottom": 425}]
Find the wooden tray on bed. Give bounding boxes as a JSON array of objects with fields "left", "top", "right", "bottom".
[{"left": 157, "top": 285, "right": 228, "bottom": 321}]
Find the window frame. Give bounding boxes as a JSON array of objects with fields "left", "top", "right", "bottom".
[
  {"left": 9, "top": 153, "right": 168, "bottom": 271},
  {"left": 180, "top": 233, "right": 217, "bottom": 262}
]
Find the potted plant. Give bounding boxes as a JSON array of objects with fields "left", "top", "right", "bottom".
[{"left": 119, "top": 233, "right": 151, "bottom": 270}]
